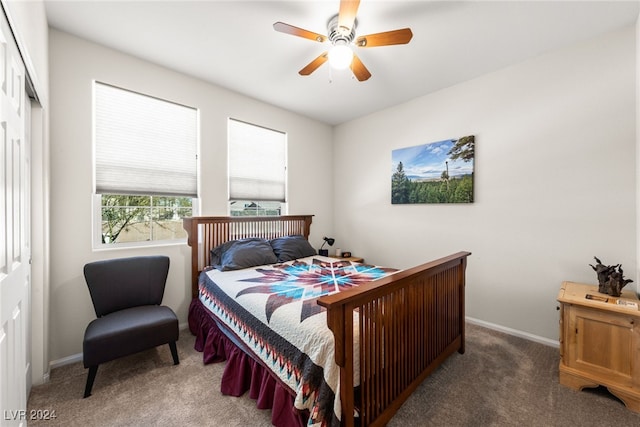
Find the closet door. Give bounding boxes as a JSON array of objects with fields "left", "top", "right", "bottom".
[{"left": 0, "top": 9, "right": 31, "bottom": 427}]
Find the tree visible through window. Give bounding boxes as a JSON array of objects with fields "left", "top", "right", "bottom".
[{"left": 101, "top": 195, "right": 193, "bottom": 244}]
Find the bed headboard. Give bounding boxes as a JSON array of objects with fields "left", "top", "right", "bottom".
[{"left": 183, "top": 215, "right": 314, "bottom": 297}]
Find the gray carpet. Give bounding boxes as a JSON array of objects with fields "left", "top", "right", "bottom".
[{"left": 27, "top": 323, "right": 640, "bottom": 426}]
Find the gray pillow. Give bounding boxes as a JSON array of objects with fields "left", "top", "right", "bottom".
[
  {"left": 211, "top": 238, "right": 278, "bottom": 271},
  {"left": 270, "top": 235, "right": 317, "bottom": 262}
]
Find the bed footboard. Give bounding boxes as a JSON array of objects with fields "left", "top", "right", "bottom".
[{"left": 317, "top": 251, "right": 471, "bottom": 427}]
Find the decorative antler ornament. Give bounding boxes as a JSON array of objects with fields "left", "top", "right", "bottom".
[{"left": 590, "top": 256, "right": 633, "bottom": 297}]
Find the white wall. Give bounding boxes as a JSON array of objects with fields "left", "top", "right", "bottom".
[
  {"left": 48, "top": 29, "right": 333, "bottom": 361},
  {"left": 333, "top": 26, "right": 636, "bottom": 342}
]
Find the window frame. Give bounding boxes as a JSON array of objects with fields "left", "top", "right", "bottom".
[
  {"left": 92, "top": 194, "right": 200, "bottom": 250},
  {"left": 227, "top": 118, "right": 288, "bottom": 216}
]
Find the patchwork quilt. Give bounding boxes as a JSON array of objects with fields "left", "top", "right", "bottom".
[{"left": 198, "top": 256, "right": 398, "bottom": 427}]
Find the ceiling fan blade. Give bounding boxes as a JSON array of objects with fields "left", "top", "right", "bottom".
[
  {"left": 273, "top": 22, "right": 327, "bottom": 43},
  {"left": 338, "top": 0, "right": 360, "bottom": 32},
  {"left": 299, "top": 52, "right": 329, "bottom": 76},
  {"left": 350, "top": 54, "right": 371, "bottom": 81},
  {"left": 356, "top": 28, "right": 413, "bottom": 47}
]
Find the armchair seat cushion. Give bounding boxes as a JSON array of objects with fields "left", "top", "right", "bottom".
[{"left": 83, "top": 305, "right": 178, "bottom": 368}]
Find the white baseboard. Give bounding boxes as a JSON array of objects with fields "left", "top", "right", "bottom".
[
  {"left": 49, "top": 322, "right": 191, "bottom": 370},
  {"left": 466, "top": 316, "right": 559, "bottom": 348},
  {"left": 50, "top": 352, "right": 82, "bottom": 369}
]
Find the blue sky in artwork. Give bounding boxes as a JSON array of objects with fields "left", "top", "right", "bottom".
[{"left": 392, "top": 139, "right": 473, "bottom": 181}]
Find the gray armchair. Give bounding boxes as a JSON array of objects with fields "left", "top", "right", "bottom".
[{"left": 82, "top": 255, "right": 179, "bottom": 397}]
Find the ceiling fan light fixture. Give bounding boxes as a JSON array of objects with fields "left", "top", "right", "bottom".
[
  {"left": 273, "top": 4, "right": 412, "bottom": 82},
  {"left": 328, "top": 43, "right": 353, "bottom": 70}
]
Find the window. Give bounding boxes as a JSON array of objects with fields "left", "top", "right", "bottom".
[
  {"left": 227, "top": 118, "right": 286, "bottom": 216},
  {"left": 93, "top": 82, "right": 198, "bottom": 246},
  {"left": 99, "top": 195, "right": 194, "bottom": 244}
]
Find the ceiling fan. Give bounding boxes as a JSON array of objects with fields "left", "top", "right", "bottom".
[{"left": 273, "top": 0, "right": 413, "bottom": 81}]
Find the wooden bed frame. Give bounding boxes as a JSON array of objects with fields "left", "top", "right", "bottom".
[{"left": 183, "top": 215, "right": 470, "bottom": 427}]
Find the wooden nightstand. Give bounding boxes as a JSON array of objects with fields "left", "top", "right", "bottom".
[
  {"left": 332, "top": 256, "right": 364, "bottom": 263},
  {"left": 557, "top": 281, "right": 640, "bottom": 412}
]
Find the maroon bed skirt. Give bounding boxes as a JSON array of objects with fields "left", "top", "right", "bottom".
[{"left": 188, "top": 298, "right": 309, "bottom": 427}]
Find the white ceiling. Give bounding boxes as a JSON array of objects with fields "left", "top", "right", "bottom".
[{"left": 44, "top": 0, "right": 640, "bottom": 125}]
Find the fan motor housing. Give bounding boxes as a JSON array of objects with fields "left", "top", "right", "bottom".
[{"left": 327, "top": 14, "right": 357, "bottom": 45}]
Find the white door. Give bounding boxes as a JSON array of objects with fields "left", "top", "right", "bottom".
[{"left": 0, "top": 10, "right": 31, "bottom": 427}]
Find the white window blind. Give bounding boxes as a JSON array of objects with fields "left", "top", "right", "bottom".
[
  {"left": 228, "top": 118, "right": 286, "bottom": 202},
  {"left": 94, "top": 82, "right": 198, "bottom": 197}
]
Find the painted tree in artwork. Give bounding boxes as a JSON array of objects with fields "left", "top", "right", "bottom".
[
  {"left": 447, "top": 135, "right": 474, "bottom": 202},
  {"left": 391, "top": 161, "right": 410, "bottom": 204},
  {"left": 448, "top": 135, "right": 475, "bottom": 162}
]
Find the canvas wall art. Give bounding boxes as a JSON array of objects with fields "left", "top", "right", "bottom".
[{"left": 391, "top": 135, "right": 474, "bottom": 204}]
